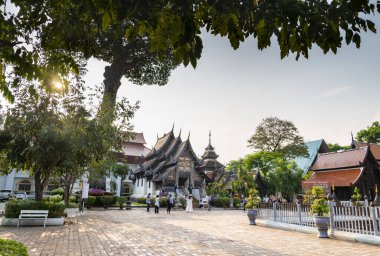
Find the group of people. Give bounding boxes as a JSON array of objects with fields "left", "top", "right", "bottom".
[
  {"left": 145, "top": 193, "right": 195, "bottom": 213},
  {"left": 146, "top": 193, "right": 175, "bottom": 214}
]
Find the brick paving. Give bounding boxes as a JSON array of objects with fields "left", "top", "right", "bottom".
[{"left": 1, "top": 208, "right": 379, "bottom": 255}]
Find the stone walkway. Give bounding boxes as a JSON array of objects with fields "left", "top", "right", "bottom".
[{"left": 1, "top": 208, "right": 379, "bottom": 255}]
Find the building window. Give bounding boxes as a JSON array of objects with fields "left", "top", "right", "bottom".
[
  {"left": 137, "top": 178, "right": 139, "bottom": 187},
  {"left": 18, "top": 182, "right": 31, "bottom": 191}
]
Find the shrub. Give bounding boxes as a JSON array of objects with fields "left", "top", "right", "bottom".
[
  {"left": 5, "top": 200, "right": 66, "bottom": 218},
  {"left": 66, "top": 202, "right": 78, "bottom": 208},
  {"left": 100, "top": 196, "right": 114, "bottom": 206},
  {"left": 136, "top": 197, "right": 145, "bottom": 204},
  {"left": 50, "top": 188, "right": 64, "bottom": 196},
  {"left": 49, "top": 195, "right": 63, "bottom": 203},
  {"left": 0, "top": 239, "right": 28, "bottom": 256},
  {"left": 233, "top": 197, "right": 241, "bottom": 208},
  {"left": 159, "top": 197, "right": 167, "bottom": 207},
  {"left": 117, "top": 196, "right": 128, "bottom": 207},
  {"left": 86, "top": 196, "right": 96, "bottom": 208},
  {"left": 179, "top": 197, "right": 187, "bottom": 209},
  {"left": 69, "top": 195, "right": 77, "bottom": 203},
  {"left": 214, "top": 197, "right": 230, "bottom": 208}
]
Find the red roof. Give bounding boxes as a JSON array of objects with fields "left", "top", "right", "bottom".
[
  {"left": 355, "top": 142, "right": 380, "bottom": 160},
  {"left": 308, "top": 168, "right": 363, "bottom": 187},
  {"left": 312, "top": 147, "right": 367, "bottom": 170}
]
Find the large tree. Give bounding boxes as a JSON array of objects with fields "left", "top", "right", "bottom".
[
  {"left": 248, "top": 117, "right": 308, "bottom": 158},
  {"left": 1, "top": 0, "right": 379, "bottom": 118},
  {"left": 356, "top": 121, "right": 380, "bottom": 143}
]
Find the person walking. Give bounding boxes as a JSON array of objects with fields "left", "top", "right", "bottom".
[
  {"left": 167, "top": 194, "right": 174, "bottom": 213},
  {"left": 207, "top": 195, "right": 212, "bottom": 211},
  {"left": 186, "top": 194, "right": 193, "bottom": 213},
  {"left": 146, "top": 193, "right": 151, "bottom": 212},
  {"left": 154, "top": 195, "right": 160, "bottom": 214},
  {"left": 241, "top": 196, "right": 247, "bottom": 212}
]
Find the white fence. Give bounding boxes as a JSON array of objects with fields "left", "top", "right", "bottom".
[{"left": 257, "top": 202, "right": 380, "bottom": 236}]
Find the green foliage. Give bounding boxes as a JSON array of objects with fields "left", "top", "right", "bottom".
[
  {"left": 136, "top": 197, "right": 148, "bottom": 205},
  {"left": 260, "top": 158, "right": 303, "bottom": 201},
  {"left": 303, "top": 189, "right": 314, "bottom": 205},
  {"left": 100, "top": 195, "right": 114, "bottom": 206},
  {"left": 178, "top": 197, "right": 187, "bottom": 209},
  {"left": 303, "top": 171, "right": 314, "bottom": 181},
  {"left": 69, "top": 195, "right": 77, "bottom": 203},
  {"left": 86, "top": 196, "right": 96, "bottom": 208},
  {"left": 327, "top": 143, "right": 351, "bottom": 152},
  {"left": 0, "top": 239, "right": 29, "bottom": 256},
  {"left": 4, "top": 199, "right": 65, "bottom": 218},
  {"left": 311, "top": 186, "right": 325, "bottom": 198},
  {"left": 117, "top": 196, "right": 128, "bottom": 207},
  {"left": 225, "top": 158, "right": 244, "bottom": 174},
  {"left": 205, "top": 182, "right": 228, "bottom": 197},
  {"left": 351, "top": 187, "right": 363, "bottom": 206},
  {"left": 49, "top": 195, "right": 63, "bottom": 203},
  {"left": 50, "top": 188, "right": 65, "bottom": 196},
  {"left": 213, "top": 197, "right": 231, "bottom": 208},
  {"left": 310, "top": 186, "right": 329, "bottom": 216},
  {"left": 310, "top": 198, "right": 329, "bottom": 216},
  {"left": 246, "top": 188, "right": 261, "bottom": 209},
  {"left": 356, "top": 121, "right": 380, "bottom": 143},
  {"left": 248, "top": 117, "right": 308, "bottom": 158}
]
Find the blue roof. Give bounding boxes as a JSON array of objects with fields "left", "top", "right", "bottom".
[{"left": 294, "top": 140, "right": 326, "bottom": 175}]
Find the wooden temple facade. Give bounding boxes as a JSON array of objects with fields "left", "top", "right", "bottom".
[{"left": 130, "top": 128, "right": 226, "bottom": 199}]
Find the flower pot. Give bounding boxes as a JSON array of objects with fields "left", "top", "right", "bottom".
[
  {"left": 313, "top": 216, "right": 330, "bottom": 238},
  {"left": 247, "top": 209, "right": 257, "bottom": 225}
]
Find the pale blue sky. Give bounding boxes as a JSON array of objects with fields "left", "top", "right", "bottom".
[{"left": 84, "top": 16, "right": 380, "bottom": 163}]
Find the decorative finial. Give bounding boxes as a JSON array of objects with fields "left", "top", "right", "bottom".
[
  {"left": 351, "top": 132, "right": 356, "bottom": 149},
  {"left": 172, "top": 123, "right": 175, "bottom": 131},
  {"left": 209, "top": 130, "right": 211, "bottom": 146},
  {"left": 157, "top": 133, "right": 159, "bottom": 139},
  {"left": 178, "top": 128, "right": 182, "bottom": 138},
  {"left": 187, "top": 131, "right": 191, "bottom": 140}
]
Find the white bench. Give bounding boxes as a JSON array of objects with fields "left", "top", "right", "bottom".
[{"left": 18, "top": 210, "right": 49, "bottom": 227}]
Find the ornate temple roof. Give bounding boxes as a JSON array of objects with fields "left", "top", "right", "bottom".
[
  {"left": 133, "top": 128, "right": 204, "bottom": 181},
  {"left": 199, "top": 131, "right": 225, "bottom": 181}
]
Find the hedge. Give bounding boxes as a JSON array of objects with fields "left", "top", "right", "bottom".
[
  {"left": 4, "top": 199, "right": 66, "bottom": 218},
  {"left": 50, "top": 188, "right": 64, "bottom": 196},
  {"left": 0, "top": 239, "right": 28, "bottom": 256},
  {"left": 214, "top": 197, "right": 231, "bottom": 208}
]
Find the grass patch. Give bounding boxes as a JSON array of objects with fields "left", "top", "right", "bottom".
[
  {"left": 0, "top": 239, "right": 29, "bottom": 256},
  {"left": 132, "top": 202, "right": 146, "bottom": 206}
]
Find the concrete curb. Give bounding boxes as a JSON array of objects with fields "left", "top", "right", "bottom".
[{"left": 256, "top": 219, "right": 380, "bottom": 246}]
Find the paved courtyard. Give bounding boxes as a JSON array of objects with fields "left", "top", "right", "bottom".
[{"left": 1, "top": 208, "right": 379, "bottom": 255}]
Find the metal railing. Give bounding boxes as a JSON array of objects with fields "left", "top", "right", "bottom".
[{"left": 257, "top": 202, "right": 380, "bottom": 236}]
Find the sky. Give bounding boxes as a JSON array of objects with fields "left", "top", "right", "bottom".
[{"left": 2, "top": 14, "right": 379, "bottom": 164}]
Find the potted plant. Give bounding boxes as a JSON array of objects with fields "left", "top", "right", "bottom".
[
  {"left": 246, "top": 188, "right": 261, "bottom": 225},
  {"left": 310, "top": 186, "right": 330, "bottom": 238},
  {"left": 117, "top": 196, "right": 127, "bottom": 210}
]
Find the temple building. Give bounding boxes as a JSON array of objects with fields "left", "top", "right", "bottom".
[
  {"left": 306, "top": 146, "right": 380, "bottom": 201},
  {"left": 130, "top": 127, "right": 226, "bottom": 200}
]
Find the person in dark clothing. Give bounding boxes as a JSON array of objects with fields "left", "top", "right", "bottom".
[{"left": 167, "top": 194, "right": 174, "bottom": 213}]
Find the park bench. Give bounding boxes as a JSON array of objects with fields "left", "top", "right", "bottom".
[{"left": 18, "top": 210, "right": 49, "bottom": 227}]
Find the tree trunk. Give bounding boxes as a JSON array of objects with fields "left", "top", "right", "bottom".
[
  {"left": 98, "top": 59, "right": 128, "bottom": 123},
  {"left": 34, "top": 171, "right": 43, "bottom": 201}
]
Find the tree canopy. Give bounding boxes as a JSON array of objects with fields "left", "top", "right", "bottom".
[
  {"left": 1, "top": 0, "right": 379, "bottom": 116},
  {"left": 248, "top": 117, "right": 308, "bottom": 158},
  {"left": 356, "top": 121, "right": 380, "bottom": 143}
]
